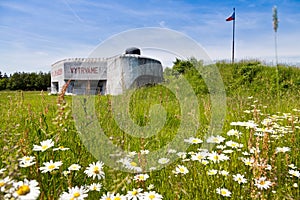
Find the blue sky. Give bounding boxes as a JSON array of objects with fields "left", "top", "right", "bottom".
[{"left": 0, "top": 0, "right": 300, "bottom": 74}]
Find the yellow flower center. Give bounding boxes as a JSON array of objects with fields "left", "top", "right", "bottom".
[
  {"left": 213, "top": 155, "right": 219, "bottom": 160},
  {"left": 42, "top": 145, "right": 48, "bottom": 150},
  {"left": 25, "top": 157, "right": 31, "bottom": 161},
  {"left": 192, "top": 139, "right": 198, "bottom": 143},
  {"left": 59, "top": 146, "right": 64, "bottom": 148},
  {"left": 260, "top": 180, "right": 265, "bottom": 185},
  {"left": 114, "top": 197, "right": 121, "bottom": 200},
  {"left": 0, "top": 182, "right": 5, "bottom": 187},
  {"left": 48, "top": 164, "right": 55, "bottom": 170},
  {"left": 131, "top": 190, "right": 138, "bottom": 195},
  {"left": 130, "top": 162, "right": 137, "bottom": 167},
  {"left": 16, "top": 185, "right": 30, "bottom": 196},
  {"left": 149, "top": 194, "right": 155, "bottom": 199},
  {"left": 221, "top": 190, "right": 227, "bottom": 195},
  {"left": 139, "top": 175, "right": 144, "bottom": 180},
  {"left": 93, "top": 166, "right": 100, "bottom": 174},
  {"left": 73, "top": 192, "right": 80, "bottom": 197},
  {"left": 105, "top": 198, "right": 111, "bottom": 200},
  {"left": 179, "top": 168, "right": 185, "bottom": 173}
]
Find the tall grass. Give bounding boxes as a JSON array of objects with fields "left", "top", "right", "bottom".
[{"left": 0, "top": 62, "right": 299, "bottom": 199}]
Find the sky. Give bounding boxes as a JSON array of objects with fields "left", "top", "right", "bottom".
[{"left": 0, "top": 0, "right": 300, "bottom": 74}]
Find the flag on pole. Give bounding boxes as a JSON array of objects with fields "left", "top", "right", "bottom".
[{"left": 226, "top": 11, "right": 235, "bottom": 21}]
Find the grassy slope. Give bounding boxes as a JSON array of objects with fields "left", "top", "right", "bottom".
[{"left": 0, "top": 61, "right": 299, "bottom": 199}]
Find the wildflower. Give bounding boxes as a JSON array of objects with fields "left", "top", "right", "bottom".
[
  {"left": 140, "top": 150, "right": 149, "bottom": 155},
  {"left": 59, "top": 186, "right": 88, "bottom": 200},
  {"left": 241, "top": 157, "right": 254, "bottom": 166},
  {"left": 147, "top": 184, "right": 155, "bottom": 190},
  {"left": 18, "top": 156, "right": 35, "bottom": 168},
  {"left": 242, "top": 151, "right": 250, "bottom": 156},
  {"left": 53, "top": 146, "right": 70, "bottom": 151},
  {"left": 293, "top": 183, "right": 298, "bottom": 188},
  {"left": 68, "top": 164, "right": 81, "bottom": 171},
  {"left": 207, "top": 169, "right": 218, "bottom": 176},
  {"left": 174, "top": 165, "right": 189, "bottom": 175},
  {"left": 143, "top": 191, "right": 163, "bottom": 200},
  {"left": 158, "top": 158, "right": 170, "bottom": 164},
  {"left": 216, "top": 145, "right": 226, "bottom": 150},
  {"left": 206, "top": 135, "right": 225, "bottom": 144},
  {"left": 39, "top": 160, "right": 63, "bottom": 173},
  {"left": 288, "top": 170, "right": 300, "bottom": 178},
  {"left": 84, "top": 161, "right": 105, "bottom": 180},
  {"left": 0, "top": 168, "right": 6, "bottom": 174},
  {"left": 219, "top": 170, "right": 229, "bottom": 176},
  {"left": 233, "top": 174, "right": 247, "bottom": 184},
  {"left": 201, "top": 160, "right": 209, "bottom": 165},
  {"left": 184, "top": 137, "right": 203, "bottom": 144},
  {"left": 126, "top": 188, "right": 143, "bottom": 200},
  {"left": 167, "top": 149, "right": 177, "bottom": 154},
  {"left": 176, "top": 152, "right": 187, "bottom": 159},
  {"left": 254, "top": 177, "right": 272, "bottom": 190},
  {"left": 127, "top": 151, "right": 137, "bottom": 157},
  {"left": 207, "top": 151, "right": 229, "bottom": 163},
  {"left": 0, "top": 176, "right": 11, "bottom": 192},
  {"left": 123, "top": 159, "right": 142, "bottom": 172},
  {"left": 88, "top": 183, "right": 102, "bottom": 191},
  {"left": 191, "top": 151, "right": 208, "bottom": 162},
  {"left": 12, "top": 179, "right": 40, "bottom": 200},
  {"left": 100, "top": 192, "right": 114, "bottom": 200},
  {"left": 227, "top": 129, "right": 242, "bottom": 138},
  {"left": 33, "top": 139, "right": 54, "bottom": 152},
  {"left": 63, "top": 170, "right": 70, "bottom": 177},
  {"left": 111, "top": 193, "right": 126, "bottom": 200},
  {"left": 223, "top": 149, "right": 234, "bottom": 154},
  {"left": 288, "top": 164, "right": 297, "bottom": 169},
  {"left": 275, "top": 146, "right": 291, "bottom": 153},
  {"left": 225, "top": 140, "right": 243, "bottom": 149},
  {"left": 134, "top": 174, "right": 149, "bottom": 181},
  {"left": 216, "top": 187, "right": 231, "bottom": 197}
]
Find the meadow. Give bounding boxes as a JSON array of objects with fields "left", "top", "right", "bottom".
[{"left": 0, "top": 61, "right": 299, "bottom": 199}]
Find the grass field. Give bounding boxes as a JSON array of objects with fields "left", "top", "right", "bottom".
[{"left": 0, "top": 62, "right": 299, "bottom": 199}]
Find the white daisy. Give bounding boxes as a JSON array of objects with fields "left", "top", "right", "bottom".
[
  {"left": 288, "top": 170, "right": 300, "bottom": 178},
  {"left": 140, "top": 150, "right": 149, "bottom": 155},
  {"left": 143, "top": 191, "right": 163, "bottom": 200},
  {"left": 0, "top": 176, "right": 11, "bottom": 192},
  {"left": 126, "top": 188, "right": 143, "bottom": 200},
  {"left": 233, "top": 173, "right": 247, "bottom": 184},
  {"left": 18, "top": 156, "right": 35, "bottom": 168},
  {"left": 68, "top": 164, "right": 81, "bottom": 171},
  {"left": 59, "top": 186, "right": 88, "bottom": 200},
  {"left": 184, "top": 137, "right": 203, "bottom": 144},
  {"left": 191, "top": 152, "right": 208, "bottom": 161},
  {"left": 158, "top": 158, "right": 170, "bottom": 164},
  {"left": 84, "top": 161, "right": 105, "bottom": 180},
  {"left": 254, "top": 177, "right": 272, "bottom": 190},
  {"left": 207, "top": 151, "right": 229, "bottom": 163},
  {"left": 100, "top": 192, "right": 114, "bottom": 200},
  {"left": 33, "top": 139, "right": 54, "bottom": 152},
  {"left": 219, "top": 170, "right": 229, "bottom": 176},
  {"left": 88, "top": 183, "right": 102, "bottom": 192},
  {"left": 275, "top": 146, "right": 291, "bottom": 153},
  {"left": 227, "top": 129, "right": 242, "bottom": 138},
  {"left": 39, "top": 160, "right": 63, "bottom": 173},
  {"left": 13, "top": 179, "right": 40, "bottom": 200},
  {"left": 133, "top": 174, "right": 149, "bottom": 181},
  {"left": 206, "top": 135, "right": 225, "bottom": 144},
  {"left": 216, "top": 187, "right": 231, "bottom": 197},
  {"left": 207, "top": 169, "right": 218, "bottom": 176},
  {"left": 53, "top": 146, "right": 70, "bottom": 151},
  {"left": 174, "top": 165, "right": 189, "bottom": 175}
]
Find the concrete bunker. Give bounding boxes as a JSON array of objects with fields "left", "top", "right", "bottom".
[{"left": 50, "top": 48, "right": 163, "bottom": 95}]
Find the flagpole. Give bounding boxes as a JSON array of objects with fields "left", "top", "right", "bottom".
[{"left": 232, "top": 8, "right": 235, "bottom": 64}]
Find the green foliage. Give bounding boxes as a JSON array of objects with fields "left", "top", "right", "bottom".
[{"left": 0, "top": 71, "right": 50, "bottom": 91}]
